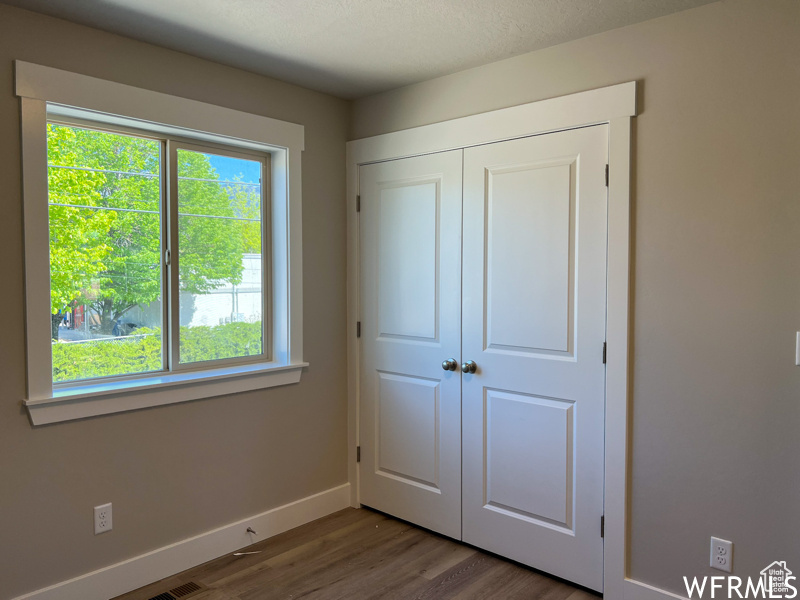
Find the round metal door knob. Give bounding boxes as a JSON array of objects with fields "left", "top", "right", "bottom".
[
  {"left": 442, "top": 358, "right": 458, "bottom": 371},
  {"left": 461, "top": 360, "right": 477, "bottom": 374}
]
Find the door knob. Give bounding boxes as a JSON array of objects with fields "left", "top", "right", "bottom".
[
  {"left": 461, "top": 360, "right": 477, "bottom": 374},
  {"left": 442, "top": 358, "right": 458, "bottom": 371}
]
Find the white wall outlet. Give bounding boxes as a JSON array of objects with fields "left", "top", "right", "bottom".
[
  {"left": 94, "top": 503, "right": 113, "bottom": 535},
  {"left": 710, "top": 536, "right": 733, "bottom": 573}
]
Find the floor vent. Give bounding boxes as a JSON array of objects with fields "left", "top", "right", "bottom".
[
  {"left": 170, "top": 582, "right": 203, "bottom": 597},
  {"left": 146, "top": 581, "right": 204, "bottom": 600}
]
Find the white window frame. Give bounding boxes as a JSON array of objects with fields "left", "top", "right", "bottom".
[{"left": 16, "top": 61, "right": 306, "bottom": 425}]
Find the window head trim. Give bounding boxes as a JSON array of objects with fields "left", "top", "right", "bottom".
[{"left": 16, "top": 61, "right": 306, "bottom": 425}]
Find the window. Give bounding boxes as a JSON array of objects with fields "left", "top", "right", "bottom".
[
  {"left": 48, "top": 125, "right": 269, "bottom": 382},
  {"left": 17, "top": 61, "right": 306, "bottom": 425},
  {"left": 174, "top": 145, "right": 266, "bottom": 366},
  {"left": 48, "top": 124, "right": 166, "bottom": 382}
]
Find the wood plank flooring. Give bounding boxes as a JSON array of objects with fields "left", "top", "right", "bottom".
[{"left": 113, "top": 508, "right": 600, "bottom": 600}]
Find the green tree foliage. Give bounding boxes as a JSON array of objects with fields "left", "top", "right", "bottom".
[
  {"left": 177, "top": 149, "right": 261, "bottom": 295},
  {"left": 47, "top": 125, "right": 260, "bottom": 336},
  {"left": 47, "top": 125, "right": 118, "bottom": 321}
]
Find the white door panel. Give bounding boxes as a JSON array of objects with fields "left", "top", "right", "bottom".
[
  {"left": 462, "top": 125, "right": 608, "bottom": 592},
  {"left": 358, "top": 125, "right": 608, "bottom": 591},
  {"left": 377, "top": 182, "right": 438, "bottom": 339},
  {"left": 483, "top": 389, "right": 574, "bottom": 527},
  {"left": 486, "top": 160, "right": 573, "bottom": 353},
  {"left": 359, "top": 150, "right": 463, "bottom": 539},
  {"left": 375, "top": 372, "right": 440, "bottom": 488}
]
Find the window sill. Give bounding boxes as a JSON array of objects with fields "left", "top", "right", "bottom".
[{"left": 24, "top": 361, "right": 308, "bottom": 425}]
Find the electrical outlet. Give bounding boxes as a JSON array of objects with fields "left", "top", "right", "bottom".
[
  {"left": 710, "top": 537, "right": 733, "bottom": 573},
  {"left": 94, "top": 503, "right": 113, "bottom": 535}
]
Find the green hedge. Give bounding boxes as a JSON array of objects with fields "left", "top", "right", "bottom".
[
  {"left": 52, "top": 322, "right": 262, "bottom": 382},
  {"left": 180, "top": 322, "right": 262, "bottom": 364}
]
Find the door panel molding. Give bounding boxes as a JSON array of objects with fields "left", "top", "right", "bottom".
[
  {"left": 483, "top": 388, "right": 575, "bottom": 530},
  {"left": 375, "top": 371, "right": 441, "bottom": 490},
  {"left": 376, "top": 177, "right": 441, "bottom": 341},
  {"left": 347, "top": 82, "right": 636, "bottom": 599},
  {"left": 484, "top": 157, "right": 576, "bottom": 356}
]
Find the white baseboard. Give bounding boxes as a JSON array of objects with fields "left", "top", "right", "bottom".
[
  {"left": 13, "top": 483, "right": 351, "bottom": 600},
  {"left": 624, "top": 578, "right": 689, "bottom": 600}
]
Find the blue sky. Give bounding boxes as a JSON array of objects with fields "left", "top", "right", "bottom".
[{"left": 208, "top": 153, "right": 261, "bottom": 185}]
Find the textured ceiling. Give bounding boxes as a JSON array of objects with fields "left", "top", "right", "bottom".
[{"left": 2, "top": 0, "right": 717, "bottom": 98}]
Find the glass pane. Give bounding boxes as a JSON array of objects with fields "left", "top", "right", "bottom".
[
  {"left": 47, "top": 123, "right": 163, "bottom": 383},
  {"left": 177, "top": 148, "right": 263, "bottom": 364}
]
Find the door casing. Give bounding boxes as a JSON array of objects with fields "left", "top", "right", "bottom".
[{"left": 346, "top": 82, "right": 636, "bottom": 600}]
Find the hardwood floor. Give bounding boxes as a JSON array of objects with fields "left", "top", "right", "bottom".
[{"left": 113, "top": 508, "right": 600, "bottom": 600}]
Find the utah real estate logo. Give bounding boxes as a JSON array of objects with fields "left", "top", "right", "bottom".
[{"left": 684, "top": 561, "right": 796, "bottom": 598}]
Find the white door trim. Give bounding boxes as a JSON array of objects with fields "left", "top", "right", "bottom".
[{"left": 346, "top": 81, "right": 637, "bottom": 599}]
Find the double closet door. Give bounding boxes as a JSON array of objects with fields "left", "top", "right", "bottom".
[{"left": 358, "top": 125, "right": 608, "bottom": 592}]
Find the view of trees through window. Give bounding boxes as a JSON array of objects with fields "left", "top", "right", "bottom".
[
  {"left": 48, "top": 124, "right": 264, "bottom": 383},
  {"left": 177, "top": 148, "right": 263, "bottom": 364}
]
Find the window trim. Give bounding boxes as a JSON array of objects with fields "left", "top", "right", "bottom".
[{"left": 16, "top": 61, "right": 306, "bottom": 425}]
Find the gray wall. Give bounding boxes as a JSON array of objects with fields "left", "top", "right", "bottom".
[
  {"left": 3, "top": 1, "right": 798, "bottom": 598},
  {"left": 352, "top": 0, "right": 800, "bottom": 594},
  {"left": 0, "top": 5, "right": 349, "bottom": 599}
]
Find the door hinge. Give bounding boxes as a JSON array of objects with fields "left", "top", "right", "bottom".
[
  {"left": 357, "top": 321, "right": 361, "bottom": 338},
  {"left": 601, "top": 515, "right": 605, "bottom": 538},
  {"left": 603, "top": 342, "right": 607, "bottom": 364},
  {"left": 356, "top": 195, "right": 361, "bottom": 212},
  {"left": 356, "top": 446, "right": 361, "bottom": 463},
  {"left": 605, "top": 164, "right": 609, "bottom": 187}
]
